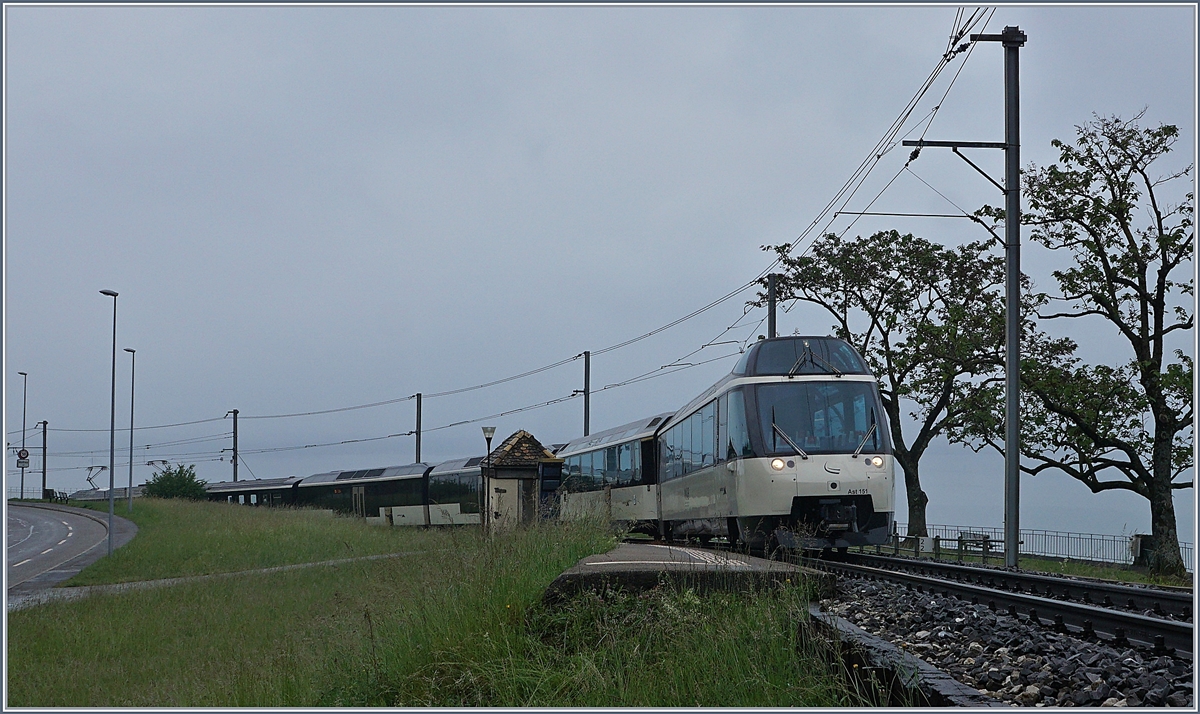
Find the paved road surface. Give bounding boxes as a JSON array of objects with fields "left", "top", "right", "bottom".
[{"left": 7, "top": 502, "right": 137, "bottom": 609}]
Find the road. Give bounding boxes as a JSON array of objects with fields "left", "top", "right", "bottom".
[{"left": 7, "top": 502, "right": 137, "bottom": 608}]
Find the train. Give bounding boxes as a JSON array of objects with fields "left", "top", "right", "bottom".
[
  {"left": 205, "top": 459, "right": 488, "bottom": 526},
  {"left": 203, "top": 336, "right": 896, "bottom": 553}
]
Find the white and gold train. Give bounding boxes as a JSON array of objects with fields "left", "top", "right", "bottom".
[{"left": 555, "top": 335, "right": 895, "bottom": 552}]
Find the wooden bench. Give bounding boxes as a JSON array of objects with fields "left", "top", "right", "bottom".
[{"left": 956, "top": 532, "right": 993, "bottom": 563}]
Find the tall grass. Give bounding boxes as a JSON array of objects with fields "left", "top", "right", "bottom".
[{"left": 8, "top": 505, "right": 862, "bottom": 707}]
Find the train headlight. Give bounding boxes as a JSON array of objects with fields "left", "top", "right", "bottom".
[
  {"left": 770, "top": 458, "right": 786, "bottom": 471},
  {"left": 870, "top": 456, "right": 884, "bottom": 468}
]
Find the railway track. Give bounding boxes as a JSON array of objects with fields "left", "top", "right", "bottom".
[
  {"left": 839, "top": 552, "right": 1193, "bottom": 619},
  {"left": 803, "top": 554, "right": 1194, "bottom": 658}
]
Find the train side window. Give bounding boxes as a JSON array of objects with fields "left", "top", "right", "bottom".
[
  {"left": 673, "top": 425, "right": 684, "bottom": 479},
  {"left": 631, "top": 441, "right": 642, "bottom": 483},
  {"left": 681, "top": 420, "right": 691, "bottom": 475},
  {"left": 700, "top": 401, "right": 716, "bottom": 468},
  {"left": 717, "top": 394, "right": 728, "bottom": 464},
  {"left": 570, "top": 456, "right": 582, "bottom": 489},
  {"left": 606, "top": 446, "right": 619, "bottom": 486},
  {"left": 618, "top": 443, "right": 632, "bottom": 485},
  {"left": 726, "top": 389, "right": 753, "bottom": 458},
  {"left": 581, "top": 452, "right": 594, "bottom": 489},
  {"left": 661, "top": 426, "right": 679, "bottom": 481}
]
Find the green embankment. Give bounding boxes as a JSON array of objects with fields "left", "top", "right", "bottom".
[{"left": 8, "top": 499, "right": 859, "bottom": 707}]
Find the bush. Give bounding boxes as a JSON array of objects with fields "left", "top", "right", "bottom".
[{"left": 142, "top": 464, "right": 207, "bottom": 500}]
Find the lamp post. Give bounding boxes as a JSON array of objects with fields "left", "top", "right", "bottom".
[
  {"left": 482, "top": 426, "right": 496, "bottom": 530},
  {"left": 100, "top": 289, "right": 118, "bottom": 556},
  {"left": 124, "top": 348, "right": 136, "bottom": 512},
  {"left": 40, "top": 420, "right": 47, "bottom": 500},
  {"left": 18, "top": 371, "right": 27, "bottom": 499}
]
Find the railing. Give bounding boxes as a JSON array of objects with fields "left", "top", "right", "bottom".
[
  {"left": 7, "top": 486, "right": 143, "bottom": 501},
  {"left": 896, "top": 522, "right": 1194, "bottom": 573},
  {"left": 6, "top": 486, "right": 46, "bottom": 500}
]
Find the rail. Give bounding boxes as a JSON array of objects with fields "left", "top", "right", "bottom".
[{"left": 892, "top": 522, "right": 1194, "bottom": 573}]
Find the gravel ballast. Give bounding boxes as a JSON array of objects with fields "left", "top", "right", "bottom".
[{"left": 822, "top": 576, "right": 1194, "bottom": 707}]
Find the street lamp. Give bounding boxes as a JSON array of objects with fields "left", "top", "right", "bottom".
[
  {"left": 482, "top": 426, "right": 496, "bottom": 530},
  {"left": 100, "top": 289, "right": 118, "bottom": 556},
  {"left": 18, "top": 371, "right": 27, "bottom": 499},
  {"left": 124, "top": 348, "right": 136, "bottom": 512}
]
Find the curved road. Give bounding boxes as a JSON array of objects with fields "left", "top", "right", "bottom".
[{"left": 7, "top": 503, "right": 137, "bottom": 608}]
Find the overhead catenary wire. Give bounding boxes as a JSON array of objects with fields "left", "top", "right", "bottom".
[{"left": 44, "top": 432, "right": 234, "bottom": 457}]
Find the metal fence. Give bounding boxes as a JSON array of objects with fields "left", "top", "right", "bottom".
[
  {"left": 6, "top": 485, "right": 47, "bottom": 500},
  {"left": 898, "top": 522, "right": 1194, "bottom": 573}
]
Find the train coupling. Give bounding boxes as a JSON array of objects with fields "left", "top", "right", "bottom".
[{"left": 817, "top": 498, "right": 859, "bottom": 534}]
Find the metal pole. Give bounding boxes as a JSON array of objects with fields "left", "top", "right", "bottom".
[
  {"left": 19, "top": 372, "right": 27, "bottom": 499},
  {"left": 125, "top": 348, "right": 135, "bottom": 511},
  {"left": 415, "top": 393, "right": 422, "bottom": 463},
  {"left": 232, "top": 409, "right": 239, "bottom": 482},
  {"left": 1002, "top": 26, "right": 1025, "bottom": 569},
  {"left": 583, "top": 351, "right": 590, "bottom": 437},
  {"left": 40, "top": 421, "right": 47, "bottom": 499},
  {"left": 100, "top": 290, "right": 118, "bottom": 557},
  {"left": 767, "top": 274, "right": 777, "bottom": 338},
  {"left": 480, "top": 426, "right": 495, "bottom": 531}
]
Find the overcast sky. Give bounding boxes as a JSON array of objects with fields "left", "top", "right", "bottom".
[{"left": 4, "top": 4, "right": 1196, "bottom": 543}]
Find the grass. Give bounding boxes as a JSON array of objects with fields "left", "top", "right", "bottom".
[
  {"left": 65, "top": 498, "right": 445, "bottom": 585},
  {"left": 1016, "top": 554, "right": 1193, "bottom": 588},
  {"left": 8, "top": 500, "right": 863, "bottom": 707}
]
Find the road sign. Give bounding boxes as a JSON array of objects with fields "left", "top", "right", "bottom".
[
  {"left": 17, "top": 448, "right": 29, "bottom": 460},
  {"left": 17, "top": 459, "right": 30, "bottom": 469}
]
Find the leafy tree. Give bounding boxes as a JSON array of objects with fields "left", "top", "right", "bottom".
[
  {"left": 142, "top": 463, "right": 208, "bottom": 500},
  {"left": 762, "top": 230, "right": 1008, "bottom": 536},
  {"left": 967, "top": 113, "right": 1194, "bottom": 575}
]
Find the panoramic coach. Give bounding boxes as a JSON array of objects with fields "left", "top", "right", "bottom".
[{"left": 556, "top": 335, "right": 896, "bottom": 554}]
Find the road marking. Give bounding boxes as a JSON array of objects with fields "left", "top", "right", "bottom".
[
  {"left": 61, "top": 521, "right": 70, "bottom": 526},
  {"left": 67, "top": 532, "right": 73, "bottom": 537},
  {"left": 14, "top": 559, "right": 31, "bottom": 567},
  {"left": 41, "top": 548, "right": 53, "bottom": 555},
  {"left": 58, "top": 539, "right": 67, "bottom": 545}
]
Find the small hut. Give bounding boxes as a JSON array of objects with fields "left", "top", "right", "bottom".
[{"left": 483, "top": 430, "right": 562, "bottom": 528}]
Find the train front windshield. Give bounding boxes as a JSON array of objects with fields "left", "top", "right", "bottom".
[{"left": 756, "top": 382, "right": 887, "bottom": 455}]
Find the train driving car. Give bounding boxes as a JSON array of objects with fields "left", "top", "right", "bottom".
[
  {"left": 423, "top": 456, "right": 484, "bottom": 525},
  {"left": 658, "top": 335, "right": 894, "bottom": 551},
  {"left": 293, "top": 464, "right": 429, "bottom": 519},
  {"left": 555, "top": 413, "right": 673, "bottom": 535},
  {"left": 206, "top": 476, "right": 303, "bottom": 506}
]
